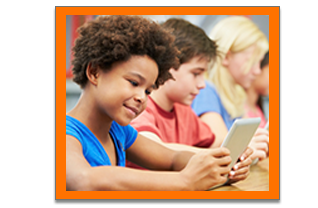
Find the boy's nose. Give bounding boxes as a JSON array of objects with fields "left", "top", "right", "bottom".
[
  {"left": 134, "top": 91, "right": 146, "bottom": 103},
  {"left": 197, "top": 75, "right": 206, "bottom": 89}
]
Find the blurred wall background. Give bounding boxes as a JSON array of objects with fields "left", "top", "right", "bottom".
[{"left": 66, "top": 15, "right": 269, "bottom": 119}]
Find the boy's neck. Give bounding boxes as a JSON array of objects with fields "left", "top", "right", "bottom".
[
  {"left": 67, "top": 90, "right": 113, "bottom": 142},
  {"left": 150, "top": 89, "right": 174, "bottom": 112}
]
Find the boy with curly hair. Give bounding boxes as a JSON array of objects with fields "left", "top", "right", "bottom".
[
  {"left": 66, "top": 15, "right": 233, "bottom": 191},
  {"left": 127, "top": 18, "right": 254, "bottom": 184}
]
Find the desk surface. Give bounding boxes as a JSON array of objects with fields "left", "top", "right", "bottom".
[{"left": 211, "top": 158, "right": 269, "bottom": 191}]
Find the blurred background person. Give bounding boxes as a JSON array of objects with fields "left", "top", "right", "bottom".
[
  {"left": 245, "top": 51, "right": 269, "bottom": 128},
  {"left": 191, "top": 16, "right": 269, "bottom": 161}
]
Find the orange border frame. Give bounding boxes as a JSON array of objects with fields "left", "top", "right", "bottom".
[{"left": 56, "top": 6, "right": 279, "bottom": 199}]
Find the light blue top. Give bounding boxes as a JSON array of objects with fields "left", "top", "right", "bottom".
[{"left": 191, "top": 81, "right": 240, "bottom": 130}]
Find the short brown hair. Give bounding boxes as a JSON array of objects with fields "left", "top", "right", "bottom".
[
  {"left": 161, "top": 18, "right": 217, "bottom": 65},
  {"left": 71, "top": 15, "right": 180, "bottom": 88}
]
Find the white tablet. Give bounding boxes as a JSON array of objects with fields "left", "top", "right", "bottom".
[
  {"left": 208, "top": 117, "right": 261, "bottom": 190},
  {"left": 221, "top": 117, "right": 261, "bottom": 169}
]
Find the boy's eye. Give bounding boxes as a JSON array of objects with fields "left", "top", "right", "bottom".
[
  {"left": 129, "top": 79, "right": 151, "bottom": 95},
  {"left": 192, "top": 72, "right": 202, "bottom": 77},
  {"left": 129, "top": 80, "right": 138, "bottom": 86}
]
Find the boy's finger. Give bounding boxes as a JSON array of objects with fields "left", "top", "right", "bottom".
[
  {"left": 228, "top": 168, "right": 250, "bottom": 180},
  {"left": 216, "top": 155, "right": 232, "bottom": 166},
  {"left": 240, "top": 147, "right": 253, "bottom": 161},
  {"left": 218, "top": 166, "right": 232, "bottom": 175},
  {"left": 231, "top": 165, "right": 250, "bottom": 175},
  {"left": 233, "top": 157, "right": 252, "bottom": 170},
  {"left": 209, "top": 147, "right": 230, "bottom": 157}
]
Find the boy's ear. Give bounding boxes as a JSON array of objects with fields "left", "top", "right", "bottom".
[
  {"left": 86, "top": 63, "right": 99, "bottom": 86},
  {"left": 168, "top": 67, "right": 177, "bottom": 79},
  {"left": 168, "top": 67, "right": 178, "bottom": 74}
]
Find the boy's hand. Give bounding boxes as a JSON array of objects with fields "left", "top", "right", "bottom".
[
  {"left": 179, "top": 147, "right": 232, "bottom": 191},
  {"left": 227, "top": 147, "right": 253, "bottom": 184},
  {"left": 248, "top": 128, "right": 269, "bottom": 161}
]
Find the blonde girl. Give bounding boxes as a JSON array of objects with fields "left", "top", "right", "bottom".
[{"left": 191, "top": 16, "right": 269, "bottom": 161}]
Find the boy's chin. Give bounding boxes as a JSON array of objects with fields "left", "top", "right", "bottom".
[
  {"left": 117, "top": 122, "right": 130, "bottom": 127},
  {"left": 114, "top": 118, "right": 132, "bottom": 126},
  {"left": 179, "top": 100, "right": 192, "bottom": 106}
]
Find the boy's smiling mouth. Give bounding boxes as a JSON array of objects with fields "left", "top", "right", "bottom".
[{"left": 123, "top": 104, "right": 139, "bottom": 117}]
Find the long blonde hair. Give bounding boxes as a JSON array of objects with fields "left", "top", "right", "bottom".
[{"left": 207, "top": 16, "right": 269, "bottom": 119}]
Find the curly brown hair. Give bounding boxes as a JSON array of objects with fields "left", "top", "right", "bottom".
[{"left": 71, "top": 15, "right": 180, "bottom": 89}]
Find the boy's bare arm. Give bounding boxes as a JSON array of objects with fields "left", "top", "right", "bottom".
[
  {"left": 139, "top": 131, "right": 203, "bottom": 153},
  {"left": 66, "top": 135, "right": 187, "bottom": 191},
  {"left": 67, "top": 134, "right": 232, "bottom": 191},
  {"left": 126, "top": 133, "right": 188, "bottom": 171}
]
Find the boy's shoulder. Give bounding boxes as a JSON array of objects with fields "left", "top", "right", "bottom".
[
  {"left": 66, "top": 115, "right": 137, "bottom": 151},
  {"left": 66, "top": 115, "right": 96, "bottom": 151},
  {"left": 142, "top": 96, "right": 166, "bottom": 118},
  {"left": 109, "top": 121, "right": 138, "bottom": 151},
  {"left": 145, "top": 96, "right": 197, "bottom": 119},
  {"left": 174, "top": 102, "right": 201, "bottom": 118}
]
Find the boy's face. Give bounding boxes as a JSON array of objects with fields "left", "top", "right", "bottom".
[
  {"left": 93, "top": 55, "right": 158, "bottom": 126},
  {"left": 165, "top": 56, "right": 208, "bottom": 106}
]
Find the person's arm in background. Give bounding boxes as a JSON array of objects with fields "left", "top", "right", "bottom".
[
  {"left": 200, "top": 112, "right": 228, "bottom": 148},
  {"left": 139, "top": 131, "right": 203, "bottom": 153},
  {"left": 191, "top": 83, "right": 228, "bottom": 148},
  {"left": 248, "top": 128, "right": 269, "bottom": 161}
]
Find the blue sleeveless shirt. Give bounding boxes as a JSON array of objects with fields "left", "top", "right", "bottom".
[{"left": 66, "top": 115, "right": 137, "bottom": 167}]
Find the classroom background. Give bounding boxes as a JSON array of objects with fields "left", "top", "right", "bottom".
[{"left": 66, "top": 15, "right": 269, "bottom": 119}]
